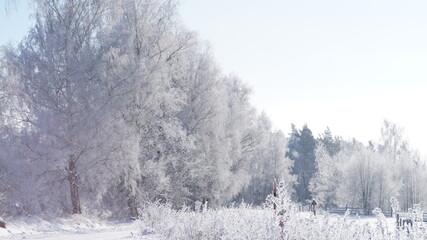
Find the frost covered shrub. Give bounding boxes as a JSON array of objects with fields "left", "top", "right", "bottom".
[
  {"left": 135, "top": 201, "right": 427, "bottom": 239},
  {"left": 264, "top": 180, "right": 296, "bottom": 238},
  {"left": 136, "top": 201, "right": 279, "bottom": 240}
]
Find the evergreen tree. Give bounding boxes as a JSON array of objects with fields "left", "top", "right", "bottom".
[
  {"left": 286, "top": 124, "right": 316, "bottom": 203},
  {"left": 317, "top": 127, "right": 341, "bottom": 157}
]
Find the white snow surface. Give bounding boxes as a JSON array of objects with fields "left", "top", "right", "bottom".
[
  {"left": 0, "top": 215, "right": 141, "bottom": 240},
  {"left": 0, "top": 208, "right": 425, "bottom": 240}
]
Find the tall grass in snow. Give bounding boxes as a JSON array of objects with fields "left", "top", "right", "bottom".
[
  {"left": 136, "top": 201, "right": 278, "bottom": 240},
  {"left": 134, "top": 202, "right": 427, "bottom": 240},
  {"left": 133, "top": 181, "right": 426, "bottom": 239}
]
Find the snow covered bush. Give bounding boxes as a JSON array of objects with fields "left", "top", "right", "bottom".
[
  {"left": 135, "top": 201, "right": 278, "bottom": 240},
  {"left": 265, "top": 180, "right": 295, "bottom": 238},
  {"left": 134, "top": 200, "right": 427, "bottom": 240}
]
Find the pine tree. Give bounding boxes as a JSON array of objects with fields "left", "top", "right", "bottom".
[
  {"left": 286, "top": 124, "right": 316, "bottom": 203},
  {"left": 317, "top": 127, "right": 341, "bottom": 157}
]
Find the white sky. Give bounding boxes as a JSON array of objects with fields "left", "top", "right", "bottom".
[
  {"left": 178, "top": 0, "right": 427, "bottom": 158},
  {"left": 1, "top": 0, "right": 427, "bottom": 158}
]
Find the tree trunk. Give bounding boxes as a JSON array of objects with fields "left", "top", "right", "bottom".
[
  {"left": 127, "top": 195, "right": 139, "bottom": 220},
  {"left": 68, "top": 156, "right": 82, "bottom": 214}
]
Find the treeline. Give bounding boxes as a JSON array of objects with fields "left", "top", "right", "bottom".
[
  {"left": 0, "top": 0, "right": 293, "bottom": 219},
  {"left": 287, "top": 121, "right": 427, "bottom": 212}
]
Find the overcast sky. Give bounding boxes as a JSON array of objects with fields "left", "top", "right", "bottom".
[{"left": 1, "top": 0, "right": 427, "bottom": 158}]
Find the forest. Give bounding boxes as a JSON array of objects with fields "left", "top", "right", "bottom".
[{"left": 1, "top": 0, "right": 426, "bottom": 221}]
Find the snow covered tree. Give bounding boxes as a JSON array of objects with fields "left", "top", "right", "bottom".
[
  {"left": 309, "top": 143, "right": 340, "bottom": 209},
  {"left": 286, "top": 124, "right": 316, "bottom": 203},
  {"left": 378, "top": 120, "right": 408, "bottom": 162},
  {"left": 1, "top": 0, "right": 324, "bottom": 219},
  {"left": 397, "top": 151, "right": 426, "bottom": 211},
  {"left": 372, "top": 152, "right": 399, "bottom": 210},
  {"left": 310, "top": 120, "right": 427, "bottom": 213},
  {"left": 176, "top": 46, "right": 225, "bottom": 204},
  {"left": 1, "top": 0, "right": 130, "bottom": 215},
  {"left": 235, "top": 113, "right": 294, "bottom": 205},
  {"left": 93, "top": 0, "right": 200, "bottom": 216},
  {"left": 333, "top": 140, "right": 392, "bottom": 211},
  {"left": 266, "top": 130, "right": 295, "bottom": 195},
  {"left": 377, "top": 120, "right": 422, "bottom": 211},
  {"left": 317, "top": 127, "right": 341, "bottom": 157}
]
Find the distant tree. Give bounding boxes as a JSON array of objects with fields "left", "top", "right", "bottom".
[
  {"left": 309, "top": 143, "right": 340, "bottom": 209},
  {"left": 235, "top": 113, "right": 294, "bottom": 205},
  {"left": 286, "top": 124, "right": 301, "bottom": 161},
  {"left": 301, "top": 121, "right": 427, "bottom": 212},
  {"left": 286, "top": 124, "right": 316, "bottom": 203},
  {"left": 317, "top": 127, "right": 341, "bottom": 156},
  {"left": 376, "top": 120, "right": 424, "bottom": 211},
  {"left": 378, "top": 120, "right": 408, "bottom": 162},
  {"left": 310, "top": 128, "right": 342, "bottom": 209},
  {"left": 335, "top": 141, "right": 378, "bottom": 210}
]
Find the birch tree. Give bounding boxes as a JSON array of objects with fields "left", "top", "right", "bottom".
[{"left": 3, "top": 0, "right": 120, "bottom": 214}]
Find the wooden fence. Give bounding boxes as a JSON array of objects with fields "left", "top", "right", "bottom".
[
  {"left": 326, "top": 206, "right": 372, "bottom": 216},
  {"left": 326, "top": 206, "right": 427, "bottom": 222}
]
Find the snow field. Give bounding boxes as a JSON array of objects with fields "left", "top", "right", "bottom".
[
  {"left": 1, "top": 204, "right": 427, "bottom": 239},
  {"left": 0, "top": 215, "right": 135, "bottom": 240}
]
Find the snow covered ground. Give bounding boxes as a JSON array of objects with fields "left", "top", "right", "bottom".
[
  {"left": 2, "top": 229, "right": 137, "bottom": 240},
  {"left": 1, "top": 207, "right": 426, "bottom": 240},
  {"left": 0, "top": 215, "right": 139, "bottom": 240}
]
